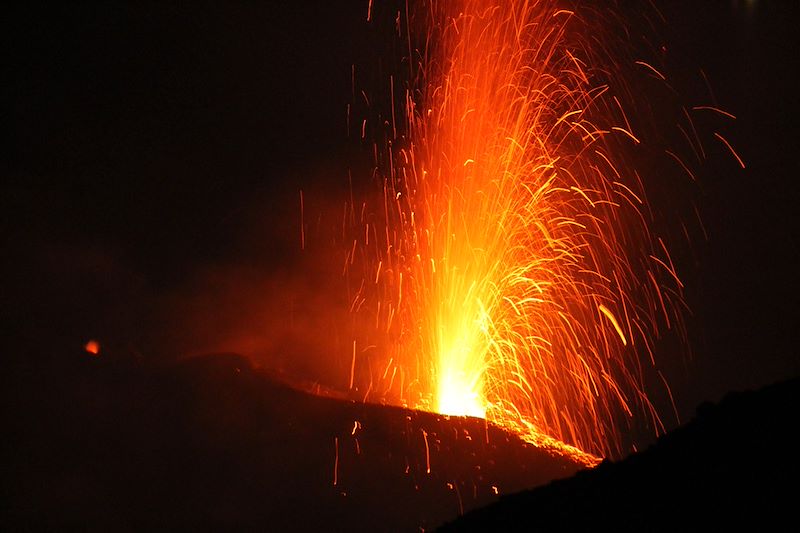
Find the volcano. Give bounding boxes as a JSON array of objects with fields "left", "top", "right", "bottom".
[
  {"left": 4, "top": 349, "right": 588, "bottom": 530},
  {"left": 5, "top": 348, "right": 798, "bottom": 530},
  {"left": 5, "top": 1, "right": 800, "bottom": 530}
]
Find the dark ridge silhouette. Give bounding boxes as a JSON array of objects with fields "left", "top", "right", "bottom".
[
  {"left": 440, "top": 375, "right": 800, "bottom": 531},
  {"left": 3, "top": 348, "right": 585, "bottom": 531}
]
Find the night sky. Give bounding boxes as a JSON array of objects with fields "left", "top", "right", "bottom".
[{"left": 5, "top": 1, "right": 799, "bottom": 442}]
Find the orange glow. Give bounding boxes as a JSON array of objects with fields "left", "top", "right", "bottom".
[
  {"left": 333, "top": 436, "right": 339, "bottom": 486},
  {"left": 713, "top": 132, "right": 746, "bottom": 169},
  {"left": 84, "top": 339, "right": 100, "bottom": 356},
  {"left": 343, "top": 0, "right": 689, "bottom": 461},
  {"left": 422, "top": 429, "right": 431, "bottom": 474}
]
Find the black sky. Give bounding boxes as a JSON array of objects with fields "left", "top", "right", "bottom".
[{"left": 4, "top": 1, "right": 799, "bottom": 436}]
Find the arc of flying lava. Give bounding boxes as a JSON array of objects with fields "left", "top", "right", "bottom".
[{"left": 343, "top": 0, "right": 689, "bottom": 460}]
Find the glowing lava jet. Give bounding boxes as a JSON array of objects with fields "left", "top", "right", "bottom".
[{"left": 343, "top": 0, "right": 687, "bottom": 461}]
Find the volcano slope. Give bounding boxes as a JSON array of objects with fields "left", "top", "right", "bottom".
[
  {"left": 4, "top": 348, "right": 587, "bottom": 531},
  {"left": 440, "top": 375, "right": 800, "bottom": 531}
]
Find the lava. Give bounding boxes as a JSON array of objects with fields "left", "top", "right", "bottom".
[
  {"left": 341, "top": 0, "right": 690, "bottom": 460},
  {"left": 84, "top": 339, "right": 101, "bottom": 356}
]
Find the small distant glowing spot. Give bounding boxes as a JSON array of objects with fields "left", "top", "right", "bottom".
[
  {"left": 84, "top": 340, "right": 100, "bottom": 356},
  {"left": 492, "top": 485, "right": 499, "bottom": 495}
]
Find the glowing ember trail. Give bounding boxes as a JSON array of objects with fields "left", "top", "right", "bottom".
[{"left": 343, "top": 0, "right": 689, "bottom": 461}]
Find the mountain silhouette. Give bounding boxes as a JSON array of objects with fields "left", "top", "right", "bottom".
[{"left": 440, "top": 375, "right": 800, "bottom": 531}]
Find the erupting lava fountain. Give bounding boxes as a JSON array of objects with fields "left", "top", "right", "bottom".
[{"left": 335, "top": 0, "right": 696, "bottom": 462}]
